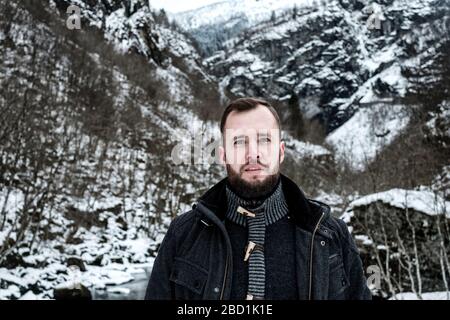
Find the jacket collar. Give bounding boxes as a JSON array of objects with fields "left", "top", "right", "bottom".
[{"left": 196, "top": 173, "right": 330, "bottom": 233}]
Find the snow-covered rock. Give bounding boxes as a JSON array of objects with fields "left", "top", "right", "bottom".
[
  {"left": 342, "top": 188, "right": 450, "bottom": 222},
  {"left": 341, "top": 187, "right": 450, "bottom": 298}
]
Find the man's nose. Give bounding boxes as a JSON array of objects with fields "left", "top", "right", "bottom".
[{"left": 246, "top": 139, "right": 260, "bottom": 163}]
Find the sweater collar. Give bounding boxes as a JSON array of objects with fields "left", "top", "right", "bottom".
[
  {"left": 225, "top": 179, "right": 289, "bottom": 226},
  {"left": 196, "top": 173, "right": 330, "bottom": 233}
]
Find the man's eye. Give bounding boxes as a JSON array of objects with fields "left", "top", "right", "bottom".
[
  {"left": 259, "top": 137, "right": 271, "bottom": 143},
  {"left": 234, "top": 139, "right": 245, "bottom": 146}
]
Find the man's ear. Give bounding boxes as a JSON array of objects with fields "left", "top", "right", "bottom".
[
  {"left": 279, "top": 140, "right": 285, "bottom": 164},
  {"left": 219, "top": 145, "right": 226, "bottom": 167}
]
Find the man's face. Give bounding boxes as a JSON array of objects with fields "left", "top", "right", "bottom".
[{"left": 219, "top": 105, "right": 285, "bottom": 198}]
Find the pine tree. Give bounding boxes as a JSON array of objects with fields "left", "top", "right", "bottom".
[
  {"left": 270, "top": 10, "right": 276, "bottom": 23},
  {"left": 287, "top": 93, "right": 305, "bottom": 139}
]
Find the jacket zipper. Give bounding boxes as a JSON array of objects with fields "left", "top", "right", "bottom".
[
  {"left": 308, "top": 210, "right": 325, "bottom": 300},
  {"left": 196, "top": 202, "right": 231, "bottom": 300},
  {"left": 220, "top": 252, "right": 229, "bottom": 300},
  {"left": 199, "top": 202, "right": 324, "bottom": 300}
]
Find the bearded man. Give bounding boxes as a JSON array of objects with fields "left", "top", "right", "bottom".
[{"left": 145, "top": 97, "right": 371, "bottom": 300}]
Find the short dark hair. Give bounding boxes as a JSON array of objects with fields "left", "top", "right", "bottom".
[{"left": 220, "top": 97, "right": 281, "bottom": 134}]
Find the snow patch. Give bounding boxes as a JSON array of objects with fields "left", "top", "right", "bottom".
[
  {"left": 326, "top": 103, "right": 410, "bottom": 171},
  {"left": 346, "top": 188, "right": 450, "bottom": 218}
]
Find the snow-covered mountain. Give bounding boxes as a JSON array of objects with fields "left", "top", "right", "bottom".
[
  {"left": 202, "top": 0, "right": 449, "bottom": 169},
  {"left": 173, "top": 0, "right": 312, "bottom": 30},
  {"left": 52, "top": 0, "right": 219, "bottom": 109},
  {"left": 171, "top": 0, "right": 313, "bottom": 56}
]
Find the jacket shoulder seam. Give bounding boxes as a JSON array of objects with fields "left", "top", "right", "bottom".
[
  {"left": 326, "top": 216, "right": 360, "bottom": 255},
  {"left": 171, "top": 210, "right": 197, "bottom": 232}
]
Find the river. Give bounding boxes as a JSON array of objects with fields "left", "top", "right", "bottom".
[{"left": 91, "top": 268, "right": 151, "bottom": 300}]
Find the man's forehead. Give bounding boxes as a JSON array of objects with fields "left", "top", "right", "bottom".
[
  {"left": 225, "top": 105, "right": 278, "bottom": 128},
  {"left": 225, "top": 128, "right": 275, "bottom": 136}
]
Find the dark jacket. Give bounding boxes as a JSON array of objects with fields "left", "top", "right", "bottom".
[{"left": 145, "top": 174, "right": 372, "bottom": 300}]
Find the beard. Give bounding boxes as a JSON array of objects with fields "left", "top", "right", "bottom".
[{"left": 226, "top": 161, "right": 280, "bottom": 199}]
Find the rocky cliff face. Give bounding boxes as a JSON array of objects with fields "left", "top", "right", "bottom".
[
  {"left": 172, "top": 0, "right": 310, "bottom": 56},
  {"left": 203, "top": 0, "right": 449, "bottom": 131},
  {"left": 53, "top": 0, "right": 220, "bottom": 111}
]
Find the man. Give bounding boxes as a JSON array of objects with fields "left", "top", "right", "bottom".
[{"left": 145, "top": 97, "right": 371, "bottom": 300}]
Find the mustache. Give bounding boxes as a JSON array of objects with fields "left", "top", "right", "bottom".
[{"left": 240, "top": 160, "right": 268, "bottom": 172}]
